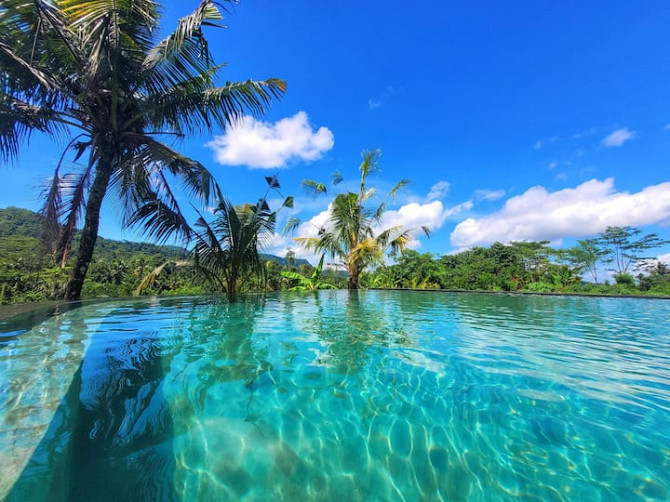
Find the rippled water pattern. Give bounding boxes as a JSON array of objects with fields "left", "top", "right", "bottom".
[{"left": 1, "top": 291, "right": 669, "bottom": 501}]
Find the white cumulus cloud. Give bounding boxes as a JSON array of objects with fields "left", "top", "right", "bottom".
[
  {"left": 380, "top": 199, "right": 473, "bottom": 249},
  {"left": 382, "top": 201, "right": 449, "bottom": 232},
  {"left": 601, "top": 127, "right": 636, "bottom": 147},
  {"left": 206, "top": 111, "right": 334, "bottom": 169},
  {"left": 450, "top": 178, "right": 670, "bottom": 247},
  {"left": 265, "top": 206, "right": 333, "bottom": 264}
]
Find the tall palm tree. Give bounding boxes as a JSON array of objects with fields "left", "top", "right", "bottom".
[
  {"left": 0, "top": 0, "right": 285, "bottom": 300},
  {"left": 287, "top": 149, "right": 429, "bottom": 289}
]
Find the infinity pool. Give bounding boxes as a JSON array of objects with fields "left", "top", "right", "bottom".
[{"left": 1, "top": 291, "right": 669, "bottom": 500}]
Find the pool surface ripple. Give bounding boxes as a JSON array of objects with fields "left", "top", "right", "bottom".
[{"left": 1, "top": 291, "right": 669, "bottom": 501}]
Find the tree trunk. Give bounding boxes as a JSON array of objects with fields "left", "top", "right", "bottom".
[
  {"left": 64, "top": 159, "right": 113, "bottom": 300},
  {"left": 227, "top": 273, "right": 238, "bottom": 302},
  {"left": 348, "top": 272, "right": 359, "bottom": 290}
]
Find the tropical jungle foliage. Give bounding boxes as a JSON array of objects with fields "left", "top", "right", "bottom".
[
  {"left": 365, "top": 227, "right": 670, "bottom": 296},
  {"left": 281, "top": 255, "right": 337, "bottom": 291}
]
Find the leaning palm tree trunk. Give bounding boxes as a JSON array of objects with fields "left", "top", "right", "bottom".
[{"left": 65, "top": 156, "right": 113, "bottom": 299}]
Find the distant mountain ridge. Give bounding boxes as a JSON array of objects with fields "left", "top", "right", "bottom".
[{"left": 0, "top": 206, "right": 307, "bottom": 265}]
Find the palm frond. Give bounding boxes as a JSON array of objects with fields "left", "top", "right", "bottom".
[
  {"left": 293, "top": 236, "right": 321, "bottom": 250},
  {"left": 54, "top": 162, "right": 95, "bottom": 266},
  {"left": 358, "top": 149, "right": 381, "bottom": 186},
  {"left": 388, "top": 178, "right": 410, "bottom": 199},
  {"left": 313, "top": 253, "right": 326, "bottom": 278},
  {"left": 374, "top": 226, "right": 400, "bottom": 249},
  {"left": 0, "top": 40, "right": 59, "bottom": 89},
  {"left": 39, "top": 166, "right": 64, "bottom": 252},
  {"left": 39, "top": 134, "right": 89, "bottom": 252},
  {"left": 372, "top": 201, "right": 386, "bottom": 223},
  {"left": 301, "top": 179, "right": 327, "bottom": 198},
  {"left": 282, "top": 196, "right": 294, "bottom": 209},
  {"left": 388, "top": 229, "right": 414, "bottom": 255},
  {"left": 144, "top": 0, "right": 223, "bottom": 69},
  {"left": 33, "top": 0, "right": 85, "bottom": 69},
  {"left": 0, "top": 96, "right": 64, "bottom": 162},
  {"left": 146, "top": 78, "right": 286, "bottom": 135},
  {"left": 349, "top": 238, "right": 384, "bottom": 268},
  {"left": 265, "top": 174, "right": 280, "bottom": 189},
  {"left": 280, "top": 269, "right": 309, "bottom": 283},
  {"left": 283, "top": 217, "right": 302, "bottom": 235},
  {"left": 192, "top": 260, "right": 227, "bottom": 291},
  {"left": 133, "top": 262, "right": 168, "bottom": 296},
  {"left": 124, "top": 185, "right": 193, "bottom": 243},
  {"left": 134, "top": 137, "right": 219, "bottom": 203},
  {"left": 360, "top": 187, "right": 376, "bottom": 203}
]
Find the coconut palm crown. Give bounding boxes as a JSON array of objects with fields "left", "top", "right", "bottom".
[
  {"left": 0, "top": 0, "right": 285, "bottom": 299},
  {"left": 286, "top": 149, "right": 430, "bottom": 290}
]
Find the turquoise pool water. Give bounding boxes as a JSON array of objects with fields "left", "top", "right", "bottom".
[{"left": 1, "top": 291, "right": 669, "bottom": 501}]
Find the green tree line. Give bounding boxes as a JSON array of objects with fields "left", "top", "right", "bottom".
[{"left": 364, "top": 228, "right": 670, "bottom": 296}]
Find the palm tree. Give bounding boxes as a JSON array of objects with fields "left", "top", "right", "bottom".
[
  {"left": 287, "top": 149, "right": 429, "bottom": 289},
  {"left": 0, "top": 0, "right": 285, "bottom": 300},
  {"left": 191, "top": 176, "right": 291, "bottom": 300}
]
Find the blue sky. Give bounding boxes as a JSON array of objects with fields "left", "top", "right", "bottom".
[{"left": 3, "top": 0, "right": 670, "bottom": 264}]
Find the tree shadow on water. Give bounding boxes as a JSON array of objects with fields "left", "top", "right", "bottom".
[{"left": 6, "top": 312, "right": 177, "bottom": 502}]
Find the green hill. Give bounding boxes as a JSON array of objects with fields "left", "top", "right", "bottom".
[
  {"left": 0, "top": 207, "right": 44, "bottom": 239},
  {"left": 0, "top": 206, "right": 187, "bottom": 260}
]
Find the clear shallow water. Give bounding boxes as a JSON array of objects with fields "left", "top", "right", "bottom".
[{"left": 1, "top": 291, "right": 669, "bottom": 501}]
